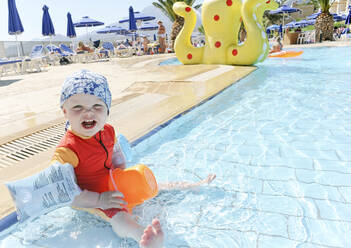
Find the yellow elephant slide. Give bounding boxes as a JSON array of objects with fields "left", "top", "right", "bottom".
[{"left": 173, "top": 0, "right": 278, "bottom": 66}]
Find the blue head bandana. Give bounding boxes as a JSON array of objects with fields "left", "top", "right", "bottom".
[{"left": 60, "top": 70, "right": 112, "bottom": 112}]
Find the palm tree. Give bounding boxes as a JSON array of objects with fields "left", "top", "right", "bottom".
[
  {"left": 314, "top": 0, "right": 335, "bottom": 41},
  {"left": 198, "top": 25, "right": 205, "bottom": 35},
  {"left": 152, "top": 0, "right": 201, "bottom": 49}
]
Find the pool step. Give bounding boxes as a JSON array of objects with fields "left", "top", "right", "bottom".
[{"left": 0, "top": 123, "right": 65, "bottom": 168}]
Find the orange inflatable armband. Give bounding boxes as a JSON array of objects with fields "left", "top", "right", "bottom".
[{"left": 108, "top": 164, "right": 158, "bottom": 212}]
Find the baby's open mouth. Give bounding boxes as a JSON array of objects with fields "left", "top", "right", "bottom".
[{"left": 81, "top": 120, "right": 97, "bottom": 129}]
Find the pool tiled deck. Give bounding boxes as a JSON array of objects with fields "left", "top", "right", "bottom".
[{"left": 1, "top": 40, "right": 351, "bottom": 247}]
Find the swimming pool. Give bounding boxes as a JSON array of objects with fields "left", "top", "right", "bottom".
[{"left": 1, "top": 46, "right": 351, "bottom": 247}]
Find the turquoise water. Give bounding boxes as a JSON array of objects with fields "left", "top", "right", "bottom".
[{"left": 1, "top": 47, "right": 351, "bottom": 247}]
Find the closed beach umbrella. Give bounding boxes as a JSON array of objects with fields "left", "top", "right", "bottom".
[
  {"left": 67, "top": 12, "right": 76, "bottom": 49},
  {"left": 128, "top": 6, "right": 137, "bottom": 31},
  {"left": 8, "top": 0, "right": 24, "bottom": 57},
  {"left": 67, "top": 12, "right": 76, "bottom": 38},
  {"left": 42, "top": 5, "right": 55, "bottom": 50},
  {"left": 345, "top": 8, "right": 351, "bottom": 26},
  {"left": 74, "top": 16, "right": 104, "bottom": 40},
  {"left": 42, "top": 5, "right": 55, "bottom": 36}
]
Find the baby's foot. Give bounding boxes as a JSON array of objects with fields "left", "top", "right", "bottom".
[
  {"left": 204, "top": 173, "right": 216, "bottom": 184},
  {"left": 140, "top": 219, "right": 164, "bottom": 248}
]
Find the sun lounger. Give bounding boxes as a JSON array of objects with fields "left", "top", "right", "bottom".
[
  {"left": 59, "top": 44, "right": 84, "bottom": 63},
  {"left": 0, "top": 58, "right": 22, "bottom": 78},
  {"left": 45, "top": 44, "right": 63, "bottom": 65},
  {"left": 102, "top": 42, "right": 116, "bottom": 57},
  {"left": 22, "top": 44, "right": 46, "bottom": 72},
  {"left": 59, "top": 44, "right": 75, "bottom": 56},
  {"left": 115, "top": 44, "right": 135, "bottom": 58},
  {"left": 61, "top": 44, "right": 101, "bottom": 63}
]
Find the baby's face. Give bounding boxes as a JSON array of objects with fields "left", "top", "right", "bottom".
[{"left": 62, "top": 94, "right": 108, "bottom": 137}]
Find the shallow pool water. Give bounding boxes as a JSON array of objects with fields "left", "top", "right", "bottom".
[{"left": 1, "top": 47, "right": 351, "bottom": 247}]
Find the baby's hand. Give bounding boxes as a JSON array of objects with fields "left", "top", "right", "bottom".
[
  {"left": 98, "top": 191, "right": 126, "bottom": 209},
  {"left": 114, "top": 163, "right": 126, "bottom": 170}
]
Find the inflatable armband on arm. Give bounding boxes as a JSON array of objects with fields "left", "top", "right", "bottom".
[
  {"left": 108, "top": 164, "right": 158, "bottom": 212},
  {"left": 112, "top": 134, "right": 133, "bottom": 166},
  {"left": 5, "top": 162, "right": 81, "bottom": 223}
]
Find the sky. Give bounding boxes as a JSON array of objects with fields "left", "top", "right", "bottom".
[{"left": 1, "top": 0, "right": 181, "bottom": 41}]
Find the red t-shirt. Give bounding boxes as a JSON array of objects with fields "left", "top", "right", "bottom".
[{"left": 57, "top": 124, "right": 115, "bottom": 193}]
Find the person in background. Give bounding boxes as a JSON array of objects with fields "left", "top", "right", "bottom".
[
  {"left": 76, "top": 41, "right": 94, "bottom": 54},
  {"left": 157, "top": 21, "right": 166, "bottom": 53},
  {"left": 53, "top": 70, "right": 216, "bottom": 247},
  {"left": 269, "top": 36, "right": 283, "bottom": 54},
  {"left": 143, "top": 36, "right": 150, "bottom": 55}
]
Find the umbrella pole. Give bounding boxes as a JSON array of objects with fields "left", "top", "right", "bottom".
[
  {"left": 282, "top": 13, "right": 285, "bottom": 38},
  {"left": 15, "top": 34, "right": 20, "bottom": 58},
  {"left": 86, "top": 26, "right": 89, "bottom": 43}
]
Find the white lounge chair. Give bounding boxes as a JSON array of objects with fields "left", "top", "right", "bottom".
[
  {"left": 22, "top": 44, "right": 46, "bottom": 72},
  {"left": 297, "top": 33, "right": 306, "bottom": 44},
  {"left": 0, "top": 58, "right": 22, "bottom": 77}
]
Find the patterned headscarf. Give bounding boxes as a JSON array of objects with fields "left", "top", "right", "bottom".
[{"left": 60, "top": 70, "right": 111, "bottom": 112}]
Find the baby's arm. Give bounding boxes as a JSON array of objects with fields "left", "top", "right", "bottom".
[
  {"left": 71, "top": 190, "right": 126, "bottom": 209},
  {"left": 52, "top": 147, "right": 126, "bottom": 209},
  {"left": 158, "top": 173, "right": 216, "bottom": 191},
  {"left": 111, "top": 136, "right": 128, "bottom": 169}
]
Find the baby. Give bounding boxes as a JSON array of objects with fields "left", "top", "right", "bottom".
[{"left": 52, "top": 70, "right": 215, "bottom": 247}]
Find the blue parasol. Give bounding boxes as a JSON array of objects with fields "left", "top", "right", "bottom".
[
  {"left": 42, "top": 5, "right": 55, "bottom": 50},
  {"left": 128, "top": 6, "right": 137, "bottom": 31},
  {"left": 267, "top": 24, "right": 280, "bottom": 31},
  {"left": 7, "top": 0, "right": 24, "bottom": 57},
  {"left": 119, "top": 10, "right": 155, "bottom": 24},
  {"left": 42, "top": 5, "right": 55, "bottom": 36},
  {"left": 74, "top": 16, "right": 104, "bottom": 40},
  {"left": 306, "top": 19, "right": 316, "bottom": 25},
  {"left": 345, "top": 8, "right": 351, "bottom": 25},
  {"left": 295, "top": 19, "right": 309, "bottom": 27},
  {"left": 269, "top": 5, "right": 300, "bottom": 14},
  {"left": 270, "top": 5, "right": 300, "bottom": 27},
  {"left": 139, "top": 22, "right": 158, "bottom": 31},
  {"left": 284, "top": 21, "right": 297, "bottom": 29},
  {"left": 97, "top": 25, "right": 127, "bottom": 34},
  {"left": 67, "top": 12, "right": 76, "bottom": 38},
  {"left": 74, "top": 16, "right": 104, "bottom": 27}
]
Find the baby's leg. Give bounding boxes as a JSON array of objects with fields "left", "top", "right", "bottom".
[
  {"left": 110, "top": 211, "right": 164, "bottom": 248},
  {"left": 110, "top": 211, "right": 144, "bottom": 241},
  {"left": 158, "top": 173, "right": 216, "bottom": 191}
]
